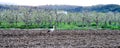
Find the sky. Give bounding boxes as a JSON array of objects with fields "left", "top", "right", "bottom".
[{"left": 0, "top": 0, "right": 120, "bottom": 6}]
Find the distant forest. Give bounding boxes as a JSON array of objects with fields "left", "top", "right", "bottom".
[
  {"left": 1, "top": 4, "right": 120, "bottom": 12},
  {"left": 0, "top": 4, "right": 120, "bottom": 30}
]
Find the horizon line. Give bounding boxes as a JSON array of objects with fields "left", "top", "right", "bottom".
[{"left": 0, "top": 3, "right": 120, "bottom": 7}]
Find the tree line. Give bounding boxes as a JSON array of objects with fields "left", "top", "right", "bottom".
[{"left": 0, "top": 9, "right": 120, "bottom": 30}]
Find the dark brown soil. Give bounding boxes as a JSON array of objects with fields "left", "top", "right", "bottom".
[{"left": 0, "top": 30, "right": 120, "bottom": 48}]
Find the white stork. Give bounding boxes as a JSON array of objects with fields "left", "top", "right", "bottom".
[{"left": 47, "top": 26, "right": 55, "bottom": 32}]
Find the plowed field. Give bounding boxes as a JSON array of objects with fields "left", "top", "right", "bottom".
[{"left": 0, "top": 30, "right": 120, "bottom": 48}]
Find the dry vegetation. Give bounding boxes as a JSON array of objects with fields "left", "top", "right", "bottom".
[{"left": 0, "top": 30, "right": 120, "bottom": 48}]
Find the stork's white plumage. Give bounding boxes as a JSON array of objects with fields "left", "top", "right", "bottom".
[
  {"left": 47, "top": 26, "right": 55, "bottom": 32},
  {"left": 50, "top": 28, "right": 54, "bottom": 32}
]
